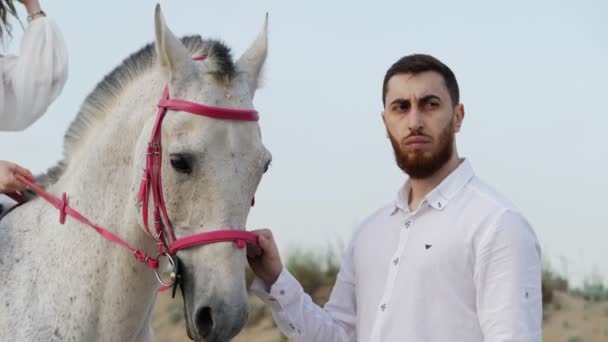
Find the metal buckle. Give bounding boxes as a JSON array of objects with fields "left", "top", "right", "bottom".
[
  {"left": 152, "top": 224, "right": 163, "bottom": 240},
  {"left": 154, "top": 252, "right": 177, "bottom": 287}
]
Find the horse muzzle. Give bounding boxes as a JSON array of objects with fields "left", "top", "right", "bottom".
[
  {"left": 179, "top": 258, "right": 250, "bottom": 342},
  {"left": 183, "top": 295, "right": 249, "bottom": 342}
]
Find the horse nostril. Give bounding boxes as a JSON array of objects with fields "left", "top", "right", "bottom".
[{"left": 195, "top": 306, "right": 214, "bottom": 337}]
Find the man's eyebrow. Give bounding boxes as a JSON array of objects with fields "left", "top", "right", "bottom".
[
  {"left": 419, "top": 94, "right": 441, "bottom": 103},
  {"left": 389, "top": 98, "right": 410, "bottom": 106}
]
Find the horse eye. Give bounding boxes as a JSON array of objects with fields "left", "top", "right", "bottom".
[{"left": 170, "top": 154, "right": 192, "bottom": 174}]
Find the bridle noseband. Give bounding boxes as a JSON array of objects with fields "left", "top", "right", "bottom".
[{"left": 12, "top": 55, "right": 261, "bottom": 291}]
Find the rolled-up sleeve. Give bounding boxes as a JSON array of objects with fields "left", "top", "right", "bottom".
[
  {"left": 1, "top": 16, "right": 68, "bottom": 131},
  {"left": 474, "top": 210, "right": 543, "bottom": 342}
]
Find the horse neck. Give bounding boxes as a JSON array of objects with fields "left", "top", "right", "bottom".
[{"left": 47, "top": 70, "right": 164, "bottom": 288}]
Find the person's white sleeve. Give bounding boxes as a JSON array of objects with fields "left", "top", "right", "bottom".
[
  {"left": 0, "top": 17, "right": 68, "bottom": 131},
  {"left": 251, "top": 244, "right": 357, "bottom": 341},
  {"left": 474, "top": 210, "right": 543, "bottom": 342}
]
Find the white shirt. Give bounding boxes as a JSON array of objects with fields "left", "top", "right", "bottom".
[
  {"left": 251, "top": 159, "right": 542, "bottom": 341},
  {"left": 0, "top": 16, "right": 68, "bottom": 131}
]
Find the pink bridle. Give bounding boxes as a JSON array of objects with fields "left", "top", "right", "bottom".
[{"left": 12, "top": 55, "right": 261, "bottom": 290}]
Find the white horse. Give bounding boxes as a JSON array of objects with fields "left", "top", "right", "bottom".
[{"left": 0, "top": 5, "right": 270, "bottom": 342}]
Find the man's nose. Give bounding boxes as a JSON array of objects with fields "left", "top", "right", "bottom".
[{"left": 407, "top": 108, "right": 424, "bottom": 132}]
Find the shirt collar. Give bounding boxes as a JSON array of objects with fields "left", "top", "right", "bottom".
[
  {"left": 391, "top": 158, "right": 475, "bottom": 215},
  {"left": 391, "top": 185, "right": 408, "bottom": 215}
]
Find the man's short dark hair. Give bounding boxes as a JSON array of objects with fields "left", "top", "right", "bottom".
[{"left": 382, "top": 54, "right": 460, "bottom": 107}]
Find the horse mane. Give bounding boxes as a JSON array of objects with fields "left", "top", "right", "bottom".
[{"left": 37, "top": 35, "right": 235, "bottom": 189}]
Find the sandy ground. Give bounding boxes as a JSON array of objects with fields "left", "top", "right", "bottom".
[
  {"left": 154, "top": 290, "right": 608, "bottom": 342},
  {"left": 543, "top": 291, "right": 608, "bottom": 342}
]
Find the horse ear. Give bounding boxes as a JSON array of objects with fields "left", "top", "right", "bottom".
[
  {"left": 154, "top": 4, "right": 193, "bottom": 80},
  {"left": 236, "top": 14, "right": 268, "bottom": 94}
]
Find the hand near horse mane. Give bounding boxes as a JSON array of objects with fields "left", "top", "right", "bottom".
[
  {"left": 0, "top": 160, "right": 33, "bottom": 193},
  {"left": 247, "top": 229, "right": 284, "bottom": 291}
]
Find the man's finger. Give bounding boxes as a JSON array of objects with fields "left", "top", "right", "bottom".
[
  {"left": 246, "top": 243, "right": 263, "bottom": 259},
  {"left": 251, "top": 228, "right": 273, "bottom": 240},
  {"left": 259, "top": 233, "right": 278, "bottom": 248}
]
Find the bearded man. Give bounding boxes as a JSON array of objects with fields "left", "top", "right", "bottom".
[{"left": 247, "top": 54, "right": 542, "bottom": 342}]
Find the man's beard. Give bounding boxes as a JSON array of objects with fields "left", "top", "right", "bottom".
[{"left": 388, "top": 118, "right": 455, "bottom": 179}]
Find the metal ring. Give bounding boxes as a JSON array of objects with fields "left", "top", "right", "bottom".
[{"left": 154, "top": 252, "right": 176, "bottom": 287}]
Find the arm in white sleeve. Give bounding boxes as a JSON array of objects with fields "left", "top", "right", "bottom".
[
  {"left": 251, "top": 243, "right": 357, "bottom": 341},
  {"left": 0, "top": 16, "right": 68, "bottom": 131},
  {"left": 474, "top": 210, "right": 543, "bottom": 342}
]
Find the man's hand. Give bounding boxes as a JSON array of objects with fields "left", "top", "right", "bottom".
[
  {"left": 247, "top": 229, "right": 284, "bottom": 290},
  {"left": 0, "top": 161, "right": 33, "bottom": 193}
]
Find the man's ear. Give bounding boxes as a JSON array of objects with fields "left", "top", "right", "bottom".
[
  {"left": 454, "top": 104, "right": 465, "bottom": 133},
  {"left": 381, "top": 111, "right": 390, "bottom": 138}
]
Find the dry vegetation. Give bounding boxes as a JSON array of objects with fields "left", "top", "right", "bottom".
[{"left": 153, "top": 250, "right": 608, "bottom": 342}]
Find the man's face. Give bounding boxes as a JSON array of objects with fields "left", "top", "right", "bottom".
[{"left": 382, "top": 71, "right": 464, "bottom": 179}]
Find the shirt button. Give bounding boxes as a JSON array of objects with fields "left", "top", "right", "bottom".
[
  {"left": 393, "top": 258, "right": 399, "bottom": 265},
  {"left": 438, "top": 202, "right": 443, "bottom": 208},
  {"left": 279, "top": 290, "right": 285, "bottom": 295},
  {"left": 380, "top": 303, "right": 387, "bottom": 311},
  {"left": 404, "top": 220, "right": 411, "bottom": 228}
]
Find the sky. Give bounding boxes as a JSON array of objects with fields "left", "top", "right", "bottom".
[{"left": 1, "top": 0, "right": 606, "bottom": 286}]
